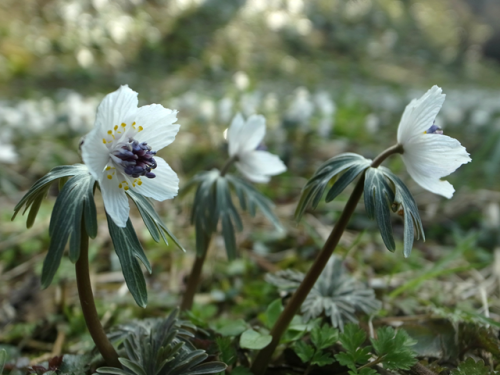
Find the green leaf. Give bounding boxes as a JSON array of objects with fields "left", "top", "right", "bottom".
[
  {"left": 311, "top": 324, "right": 339, "bottom": 350},
  {"left": 358, "top": 368, "right": 378, "bottom": 375},
  {"left": 225, "top": 174, "right": 282, "bottom": 231},
  {"left": 216, "top": 337, "right": 237, "bottom": 366},
  {"left": 231, "top": 366, "right": 253, "bottom": 375},
  {"left": 13, "top": 164, "right": 90, "bottom": 227},
  {"left": 107, "top": 215, "right": 150, "bottom": 308},
  {"left": 127, "top": 189, "right": 184, "bottom": 251},
  {"left": 311, "top": 350, "right": 335, "bottom": 366},
  {"left": 41, "top": 171, "right": 96, "bottom": 288},
  {"left": 263, "top": 299, "right": 283, "bottom": 330},
  {"left": 335, "top": 324, "right": 371, "bottom": 371},
  {"left": 364, "top": 167, "right": 395, "bottom": 251},
  {"left": 294, "top": 341, "right": 315, "bottom": 363},
  {"left": 239, "top": 329, "right": 272, "bottom": 350},
  {"left": 450, "top": 358, "right": 492, "bottom": 375},
  {"left": 213, "top": 319, "right": 247, "bottom": 337},
  {"left": 371, "top": 327, "right": 417, "bottom": 370},
  {"left": 0, "top": 349, "right": 7, "bottom": 375},
  {"left": 295, "top": 153, "right": 371, "bottom": 221},
  {"left": 380, "top": 167, "right": 424, "bottom": 257}
]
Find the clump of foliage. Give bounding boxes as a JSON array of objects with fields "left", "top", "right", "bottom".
[
  {"left": 97, "top": 310, "right": 226, "bottom": 375},
  {"left": 294, "top": 323, "right": 417, "bottom": 374},
  {"left": 266, "top": 255, "right": 381, "bottom": 329}
]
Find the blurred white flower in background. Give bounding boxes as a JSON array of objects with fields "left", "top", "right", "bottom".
[
  {"left": 314, "top": 91, "right": 336, "bottom": 137},
  {"left": 227, "top": 113, "right": 286, "bottom": 183},
  {"left": 397, "top": 85, "right": 471, "bottom": 199},
  {"left": 286, "top": 87, "right": 314, "bottom": 129},
  {"left": 81, "top": 85, "right": 180, "bottom": 227}
]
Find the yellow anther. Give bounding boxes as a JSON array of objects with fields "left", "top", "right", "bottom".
[
  {"left": 124, "top": 186, "right": 129, "bottom": 191},
  {"left": 105, "top": 166, "right": 111, "bottom": 170},
  {"left": 114, "top": 125, "right": 118, "bottom": 131},
  {"left": 102, "top": 138, "right": 107, "bottom": 144},
  {"left": 138, "top": 126, "right": 143, "bottom": 132},
  {"left": 107, "top": 175, "right": 112, "bottom": 180},
  {"left": 137, "top": 180, "right": 142, "bottom": 186},
  {"left": 108, "top": 130, "right": 113, "bottom": 134},
  {"left": 119, "top": 183, "right": 122, "bottom": 188},
  {"left": 121, "top": 122, "right": 126, "bottom": 128}
]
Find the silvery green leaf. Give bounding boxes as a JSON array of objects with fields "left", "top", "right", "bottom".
[
  {"left": 295, "top": 153, "right": 371, "bottom": 221},
  {"left": 107, "top": 215, "right": 151, "bottom": 308},
  {"left": 364, "top": 167, "right": 396, "bottom": 251},
  {"left": 187, "top": 170, "right": 282, "bottom": 260},
  {"left": 98, "top": 309, "right": 226, "bottom": 375},
  {"left": 267, "top": 256, "right": 381, "bottom": 331},
  {"left": 380, "top": 167, "right": 425, "bottom": 257},
  {"left": 12, "top": 164, "right": 91, "bottom": 228},
  {"left": 127, "top": 189, "right": 184, "bottom": 252},
  {"left": 41, "top": 170, "right": 97, "bottom": 288},
  {"left": 225, "top": 174, "right": 282, "bottom": 231}
]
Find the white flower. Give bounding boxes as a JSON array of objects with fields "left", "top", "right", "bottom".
[
  {"left": 81, "top": 85, "right": 179, "bottom": 227},
  {"left": 0, "top": 143, "right": 17, "bottom": 164},
  {"left": 397, "top": 85, "right": 471, "bottom": 199},
  {"left": 227, "top": 113, "right": 286, "bottom": 183}
]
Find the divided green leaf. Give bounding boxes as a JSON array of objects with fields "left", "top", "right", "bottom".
[
  {"left": 335, "top": 324, "right": 371, "bottom": 371},
  {"left": 127, "top": 189, "right": 184, "bottom": 251},
  {"left": 294, "top": 340, "right": 315, "bottom": 363},
  {"left": 311, "top": 324, "right": 339, "bottom": 350},
  {"left": 370, "top": 327, "right": 417, "bottom": 370},
  {"left": 107, "top": 215, "right": 151, "bottom": 308},
  {"left": 295, "top": 153, "right": 371, "bottom": 221},
  {"left": 187, "top": 170, "right": 282, "bottom": 260},
  {"left": 363, "top": 167, "right": 424, "bottom": 257},
  {"left": 41, "top": 170, "right": 97, "bottom": 288},
  {"left": 450, "top": 358, "right": 493, "bottom": 375}
]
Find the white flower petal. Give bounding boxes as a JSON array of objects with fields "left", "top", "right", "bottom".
[
  {"left": 94, "top": 85, "right": 138, "bottom": 136},
  {"left": 228, "top": 112, "right": 245, "bottom": 156},
  {"left": 397, "top": 86, "right": 445, "bottom": 144},
  {"left": 132, "top": 157, "right": 179, "bottom": 201},
  {"left": 135, "top": 105, "right": 180, "bottom": 151},
  {"left": 81, "top": 130, "right": 110, "bottom": 181},
  {"left": 238, "top": 114, "right": 266, "bottom": 153},
  {"left": 100, "top": 173, "right": 130, "bottom": 227},
  {"left": 402, "top": 134, "right": 471, "bottom": 198},
  {"left": 236, "top": 150, "right": 287, "bottom": 183}
]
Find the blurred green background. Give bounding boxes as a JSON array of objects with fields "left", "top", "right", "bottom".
[{"left": 2, "top": 0, "right": 500, "bottom": 362}]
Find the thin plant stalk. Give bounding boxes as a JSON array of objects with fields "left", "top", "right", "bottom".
[
  {"left": 180, "top": 234, "right": 211, "bottom": 311},
  {"left": 250, "top": 144, "right": 403, "bottom": 374},
  {"left": 75, "top": 221, "right": 121, "bottom": 368},
  {"left": 181, "top": 156, "right": 237, "bottom": 311}
]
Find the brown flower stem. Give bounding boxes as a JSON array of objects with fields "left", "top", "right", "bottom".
[
  {"left": 250, "top": 144, "right": 403, "bottom": 375},
  {"left": 75, "top": 221, "right": 121, "bottom": 368},
  {"left": 180, "top": 234, "right": 211, "bottom": 311},
  {"left": 219, "top": 155, "right": 238, "bottom": 177}
]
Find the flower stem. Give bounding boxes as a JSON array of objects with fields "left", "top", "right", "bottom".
[
  {"left": 250, "top": 144, "right": 402, "bottom": 374},
  {"left": 75, "top": 221, "right": 121, "bottom": 368},
  {"left": 180, "top": 234, "right": 212, "bottom": 311},
  {"left": 219, "top": 155, "right": 238, "bottom": 177}
]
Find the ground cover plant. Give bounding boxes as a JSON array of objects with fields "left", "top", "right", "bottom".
[{"left": 2, "top": 1, "right": 500, "bottom": 374}]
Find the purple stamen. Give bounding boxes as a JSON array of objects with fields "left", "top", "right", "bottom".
[
  {"left": 113, "top": 138, "right": 158, "bottom": 179},
  {"left": 426, "top": 124, "right": 443, "bottom": 134}
]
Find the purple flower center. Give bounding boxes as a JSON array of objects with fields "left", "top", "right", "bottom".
[
  {"left": 425, "top": 124, "right": 443, "bottom": 134},
  {"left": 113, "top": 138, "right": 157, "bottom": 178}
]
